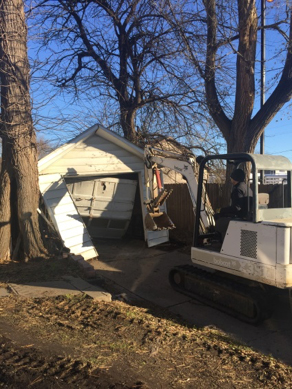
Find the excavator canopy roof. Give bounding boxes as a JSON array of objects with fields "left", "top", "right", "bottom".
[
  {"left": 247, "top": 153, "right": 292, "bottom": 171},
  {"left": 203, "top": 153, "right": 292, "bottom": 172}
]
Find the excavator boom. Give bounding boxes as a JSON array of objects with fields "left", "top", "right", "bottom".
[{"left": 144, "top": 145, "right": 214, "bottom": 232}]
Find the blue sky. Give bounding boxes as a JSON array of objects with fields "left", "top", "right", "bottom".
[
  {"left": 28, "top": 0, "right": 292, "bottom": 162},
  {"left": 253, "top": 0, "right": 292, "bottom": 161},
  {"left": 259, "top": 112, "right": 292, "bottom": 161}
]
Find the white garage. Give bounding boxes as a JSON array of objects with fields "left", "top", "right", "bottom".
[{"left": 38, "top": 124, "right": 169, "bottom": 260}]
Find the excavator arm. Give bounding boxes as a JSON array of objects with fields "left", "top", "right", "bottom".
[{"left": 144, "top": 146, "right": 215, "bottom": 232}]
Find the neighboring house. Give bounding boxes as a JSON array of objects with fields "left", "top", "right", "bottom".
[
  {"left": 146, "top": 136, "right": 198, "bottom": 184},
  {"left": 38, "top": 124, "right": 170, "bottom": 260},
  {"left": 264, "top": 170, "right": 287, "bottom": 184}
]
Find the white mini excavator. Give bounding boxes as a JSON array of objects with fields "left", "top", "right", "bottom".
[{"left": 144, "top": 145, "right": 292, "bottom": 324}]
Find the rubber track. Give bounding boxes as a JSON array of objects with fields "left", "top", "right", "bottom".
[{"left": 169, "top": 265, "right": 273, "bottom": 325}]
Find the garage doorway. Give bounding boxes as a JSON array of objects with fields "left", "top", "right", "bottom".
[{"left": 65, "top": 173, "right": 144, "bottom": 240}]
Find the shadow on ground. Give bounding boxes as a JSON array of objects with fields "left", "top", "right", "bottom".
[{"left": 91, "top": 237, "right": 292, "bottom": 366}]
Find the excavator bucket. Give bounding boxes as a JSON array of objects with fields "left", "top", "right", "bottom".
[
  {"left": 144, "top": 167, "right": 175, "bottom": 230},
  {"left": 145, "top": 211, "right": 175, "bottom": 231}
]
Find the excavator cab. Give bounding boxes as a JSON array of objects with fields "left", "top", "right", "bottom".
[
  {"left": 195, "top": 154, "right": 256, "bottom": 247},
  {"left": 193, "top": 153, "right": 292, "bottom": 250}
]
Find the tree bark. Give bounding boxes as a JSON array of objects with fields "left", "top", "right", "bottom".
[
  {"left": 0, "top": 147, "right": 12, "bottom": 260},
  {"left": 120, "top": 105, "right": 138, "bottom": 143},
  {"left": 0, "top": 0, "right": 47, "bottom": 260},
  {"left": 204, "top": 0, "right": 258, "bottom": 154},
  {"left": 233, "top": 1, "right": 257, "bottom": 130},
  {"left": 204, "top": 0, "right": 231, "bottom": 141}
]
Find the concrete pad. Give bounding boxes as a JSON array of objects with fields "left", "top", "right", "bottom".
[
  {"left": 93, "top": 238, "right": 163, "bottom": 261},
  {"left": 62, "top": 276, "right": 97, "bottom": 291},
  {"left": 85, "top": 289, "right": 112, "bottom": 302},
  {"left": 63, "top": 276, "right": 112, "bottom": 302},
  {"left": 92, "top": 249, "right": 190, "bottom": 308},
  {"left": 9, "top": 281, "right": 81, "bottom": 298},
  {"left": 9, "top": 278, "right": 112, "bottom": 302}
]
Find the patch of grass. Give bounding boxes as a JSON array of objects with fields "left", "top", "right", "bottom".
[{"left": 126, "top": 311, "right": 139, "bottom": 319}]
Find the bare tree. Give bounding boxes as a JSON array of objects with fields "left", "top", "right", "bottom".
[
  {"left": 0, "top": 0, "right": 47, "bottom": 260},
  {"left": 37, "top": 136, "right": 55, "bottom": 159},
  {"left": 166, "top": 0, "right": 292, "bottom": 153},
  {"left": 30, "top": 0, "right": 195, "bottom": 143}
]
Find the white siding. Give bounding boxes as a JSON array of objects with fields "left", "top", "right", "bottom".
[
  {"left": 41, "top": 134, "right": 143, "bottom": 176},
  {"left": 147, "top": 230, "right": 170, "bottom": 247},
  {"left": 39, "top": 174, "right": 98, "bottom": 260}
]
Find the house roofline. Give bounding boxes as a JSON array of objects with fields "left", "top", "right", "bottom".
[{"left": 38, "top": 123, "right": 143, "bottom": 173}]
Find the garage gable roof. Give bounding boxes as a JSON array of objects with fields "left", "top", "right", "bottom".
[{"left": 38, "top": 123, "right": 144, "bottom": 173}]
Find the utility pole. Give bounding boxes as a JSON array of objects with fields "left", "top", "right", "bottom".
[
  {"left": 260, "top": 0, "right": 274, "bottom": 183},
  {"left": 260, "top": 0, "right": 266, "bottom": 157}
]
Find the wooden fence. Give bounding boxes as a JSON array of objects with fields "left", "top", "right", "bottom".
[{"left": 165, "top": 182, "right": 288, "bottom": 244}]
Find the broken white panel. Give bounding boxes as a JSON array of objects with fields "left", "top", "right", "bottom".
[
  {"left": 39, "top": 174, "right": 98, "bottom": 260},
  {"left": 139, "top": 171, "right": 170, "bottom": 247}
]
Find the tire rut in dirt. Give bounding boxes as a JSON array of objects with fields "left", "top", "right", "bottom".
[{"left": 0, "top": 335, "right": 131, "bottom": 388}]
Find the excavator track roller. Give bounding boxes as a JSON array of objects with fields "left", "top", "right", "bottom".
[{"left": 169, "top": 265, "right": 274, "bottom": 325}]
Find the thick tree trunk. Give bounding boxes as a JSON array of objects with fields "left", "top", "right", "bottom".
[
  {"left": 233, "top": 0, "right": 257, "bottom": 138},
  {"left": 204, "top": 0, "right": 258, "bottom": 154},
  {"left": 0, "top": 155, "right": 12, "bottom": 260},
  {"left": 120, "top": 106, "right": 138, "bottom": 143},
  {"left": 0, "top": 0, "right": 47, "bottom": 260}
]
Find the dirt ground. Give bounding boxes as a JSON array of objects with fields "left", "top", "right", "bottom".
[{"left": 1, "top": 257, "right": 292, "bottom": 388}]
